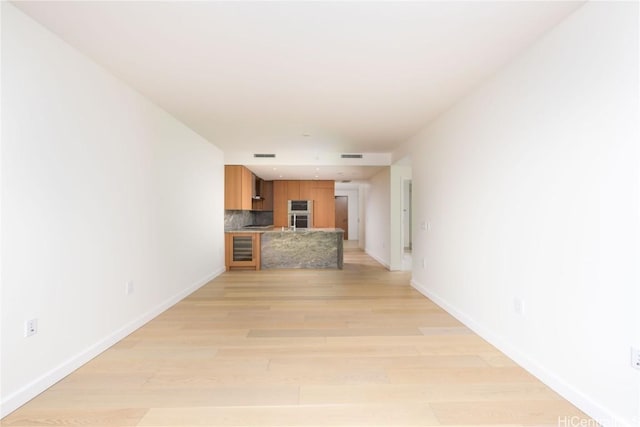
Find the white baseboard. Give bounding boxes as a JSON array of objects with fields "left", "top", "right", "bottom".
[
  {"left": 410, "top": 278, "right": 631, "bottom": 427},
  {"left": 0, "top": 267, "right": 225, "bottom": 418},
  {"left": 365, "top": 250, "right": 390, "bottom": 269}
]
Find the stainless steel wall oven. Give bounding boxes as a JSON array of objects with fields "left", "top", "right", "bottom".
[{"left": 288, "top": 200, "right": 313, "bottom": 229}]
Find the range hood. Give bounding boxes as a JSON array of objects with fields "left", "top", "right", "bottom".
[{"left": 252, "top": 175, "right": 264, "bottom": 200}]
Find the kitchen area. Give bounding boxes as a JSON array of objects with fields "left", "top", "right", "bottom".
[{"left": 224, "top": 165, "right": 344, "bottom": 270}]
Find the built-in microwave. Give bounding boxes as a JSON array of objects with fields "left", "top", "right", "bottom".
[{"left": 288, "top": 200, "right": 313, "bottom": 213}]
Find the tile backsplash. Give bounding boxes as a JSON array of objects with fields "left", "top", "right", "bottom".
[{"left": 224, "top": 210, "right": 274, "bottom": 230}]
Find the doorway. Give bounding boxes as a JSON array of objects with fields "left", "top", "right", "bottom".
[
  {"left": 401, "top": 179, "right": 412, "bottom": 271},
  {"left": 335, "top": 196, "right": 348, "bottom": 240},
  {"left": 402, "top": 180, "right": 412, "bottom": 251}
]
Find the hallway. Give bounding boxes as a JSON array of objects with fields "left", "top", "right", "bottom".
[{"left": 3, "top": 248, "right": 588, "bottom": 426}]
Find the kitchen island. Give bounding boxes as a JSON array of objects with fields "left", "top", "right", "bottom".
[{"left": 261, "top": 228, "right": 344, "bottom": 269}]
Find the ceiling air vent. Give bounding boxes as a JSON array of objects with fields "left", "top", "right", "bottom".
[
  {"left": 253, "top": 153, "right": 276, "bottom": 158},
  {"left": 341, "top": 154, "right": 363, "bottom": 159}
]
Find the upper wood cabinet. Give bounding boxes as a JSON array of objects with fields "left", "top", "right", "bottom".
[
  {"left": 260, "top": 180, "right": 273, "bottom": 211},
  {"left": 226, "top": 166, "right": 274, "bottom": 211},
  {"left": 251, "top": 179, "right": 273, "bottom": 211},
  {"left": 272, "top": 179, "right": 335, "bottom": 228},
  {"left": 299, "top": 181, "right": 314, "bottom": 200},
  {"left": 224, "top": 165, "right": 253, "bottom": 210},
  {"left": 286, "top": 181, "right": 300, "bottom": 200}
]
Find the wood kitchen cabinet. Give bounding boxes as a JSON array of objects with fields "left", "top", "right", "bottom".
[
  {"left": 224, "top": 165, "right": 253, "bottom": 210},
  {"left": 299, "top": 181, "right": 314, "bottom": 200},
  {"left": 273, "top": 181, "right": 288, "bottom": 226},
  {"left": 251, "top": 179, "right": 273, "bottom": 211},
  {"left": 286, "top": 181, "right": 300, "bottom": 200},
  {"left": 225, "top": 232, "right": 261, "bottom": 270},
  {"left": 272, "top": 179, "right": 335, "bottom": 228},
  {"left": 259, "top": 180, "right": 273, "bottom": 211},
  {"left": 312, "top": 180, "right": 335, "bottom": 228}
]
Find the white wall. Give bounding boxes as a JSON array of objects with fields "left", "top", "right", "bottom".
[
  {"left": 389, "top": 164, "right": 412, "bottom": 271},
  {"left": 357, "top": 184, "right": 367, "bottom": 250},
  {"left": 364, "top": 168, "right": 391, "bottom": 268},
  {"left": 407, "top": 2, "right": 639, "bottom": 425},
  {"left": 0, "top": 4, "right": 225, "bottom": 416}
]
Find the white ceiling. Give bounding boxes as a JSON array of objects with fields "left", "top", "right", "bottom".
[
  {"left": 13, "top": 0, "right": 584, "bottom": 180},
  {"left": 246, "top": 164, "right": 385, "bottom": 182}
]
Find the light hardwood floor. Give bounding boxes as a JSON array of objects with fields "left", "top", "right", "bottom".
[{"left": 3, "top": 243, "right": 591, "bottom": 426}]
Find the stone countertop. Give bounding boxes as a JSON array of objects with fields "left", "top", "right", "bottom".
[
  {"left": 264, "top": 228, "right": 344, "bottom": 233},
  {"left": 224, "top": 226, "right": 273, "bottom": 233},
  {"left": 226, "top": 227, "right": 344, "bottom": 233}
]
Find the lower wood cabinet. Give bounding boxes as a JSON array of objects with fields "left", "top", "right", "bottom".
[{"left": 225, "top": 232, "right": 261, "bottom": 270}]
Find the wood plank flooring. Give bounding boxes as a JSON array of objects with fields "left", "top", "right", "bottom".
[{"left": 2, "top": 244, "right": 592, "bottom": 426}]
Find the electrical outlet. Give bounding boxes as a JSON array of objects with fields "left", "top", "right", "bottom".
[
  {"left": 631, "top": 347, "right": 640, "bottom": 370},
  {"left": 513, "top": 298, "right": 525, "bottom": 315},
  {"left": 126, "top": 280, "right": 134, "bottom": 296},
  {"left": 25, "top": 319, "right": 38, "bottom": 337},
  {"left": 421, "top": 258, "right": 426, "bottom": 269}
]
